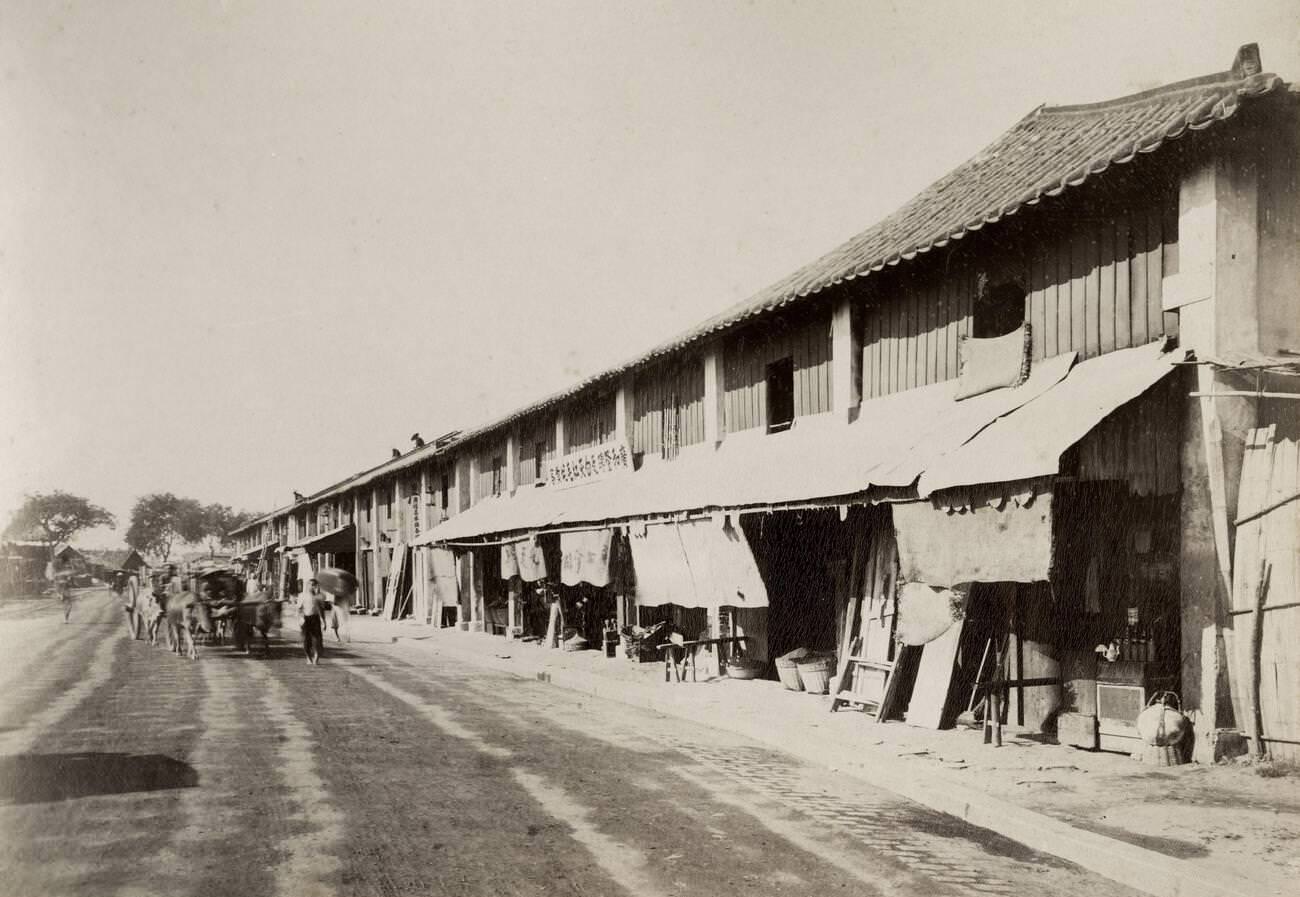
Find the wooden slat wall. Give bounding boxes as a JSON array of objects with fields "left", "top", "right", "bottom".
[
  {"left": 862, "top": 266, "right": 972, "bottom": 399},
  {"left": 863, "top": 188, "right": 1178, "bottom": 398},
  {"left": 566, "top": 393, "right": 616, "bottom": 454},
  {"left": 1076, "top": 375, "right": 1183, "bottom": 495},
  {"left": 632, "top": 358, "right": 706, "bottom": 456},
  {"left": 723, "top": 308, "right": 833, "bottom": 434}
]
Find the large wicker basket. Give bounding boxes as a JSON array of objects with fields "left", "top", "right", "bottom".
[
  {"left": 775, "top": 658, "right": 804, "bottom": 691},
  {"left": 796, "top": 657, "right": 834, "bottom": 695}
]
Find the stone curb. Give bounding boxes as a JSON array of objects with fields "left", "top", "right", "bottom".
[{"left": 394, "top": 632, "right": 1269, "bottom": 897}]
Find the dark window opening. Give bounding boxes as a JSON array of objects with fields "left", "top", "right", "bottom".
[
  {"left": 973, "top": 281, "right": 1027, "bottom": 339},
  {"left": 661, "top": 392, "right": 681, "bottom": 459},
  {"left": 440, "top": 473, "right": 450, "bottom": 509},
  {"left": 491, "top": 456, "right": 504, "bottom": 496},
  {"left": 535, "top": 440, "right": 548, "bottom": 480},
  {"left": 766, "top": 357, "right": 795, "bottom": 433}
]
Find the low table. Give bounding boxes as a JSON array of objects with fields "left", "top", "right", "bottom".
[{"left": 658, "top": 636, "right": 751, "bottom": 683}]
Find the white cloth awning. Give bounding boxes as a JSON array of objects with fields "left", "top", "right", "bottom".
[{"left": 416, "top": 340, "right": 1181, "bottom": 543}]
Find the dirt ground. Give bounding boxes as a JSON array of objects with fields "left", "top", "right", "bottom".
[{"left": 0, "top": 589, "right": 1143, "bottom": 897}]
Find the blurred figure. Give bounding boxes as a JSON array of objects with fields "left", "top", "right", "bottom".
[
  {"left": 297, "top": 578, "right": 325, "bottom": 664},
  {"left": 111, "top": 570, "right": 140, "bottom": 638}
]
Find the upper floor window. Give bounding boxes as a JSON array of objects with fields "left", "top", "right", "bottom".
[
  {"left": 440, "top": 473, "right": 450, "bottom": 509},
  {"left": 535, "top": 441, "right": 548, "bottom": 480},
  {"left": 662, "top": 392, "right": 681, "bottom": 459},
  {"left": 974, "top": 279, "right": 1027, "bottom": 339},
  {"left": 491, "top": 456, "right": 505, "bottom": 496},
  {"left": 766, "top": 357, "right": 795, "bottom": 434}
]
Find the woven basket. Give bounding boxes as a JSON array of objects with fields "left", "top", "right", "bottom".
[
  {"left": 796, "top": 657, "right": 834, "bottom": 695},
  {"left": 775, "top": 658, "right": 804, "bottom": 691},
  {"left": 726, "top": 660, "right": 765, "bottom": 681}
]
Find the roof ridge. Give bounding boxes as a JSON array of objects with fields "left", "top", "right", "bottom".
[{"left": 1041, "top": 70, "right": 1274, "bottom": 115}]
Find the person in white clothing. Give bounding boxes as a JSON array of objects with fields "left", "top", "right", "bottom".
[{"left": 297, "top": 579, "right": 324, "bottom": 664}]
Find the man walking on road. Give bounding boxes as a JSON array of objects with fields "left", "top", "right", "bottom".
[
  {"left": 57, "top": 575, "right": 73, "bottom": 622},
  {"left": 298, "top": 577, "right": 325, "bottom": 664},
  {"left": 111, "top": 570, "right": 140, "bottom": 638}
]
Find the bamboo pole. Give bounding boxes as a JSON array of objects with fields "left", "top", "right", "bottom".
[{"left": 1250, "top": 561, "right": 1272, "bottom": 759}]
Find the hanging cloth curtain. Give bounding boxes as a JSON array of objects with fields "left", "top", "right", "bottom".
[
  {"left": 500, "top": 540, "right": 520, "bottom": 580},
  {"left": 892, "top": 490, "right": 1054, "bottom": 589},
  {"left": 514, "top": 537, "right": 549, "bottom": 583},
  {"left": 677, "top": 519, "right": 769, "bottom": 609},
  {"left": 560, "top": 529, "right": 613, "bottom": 587},
  {"left": 429, "top": 547, "right": 459, "bottom": 608},
  {"left": 628, "top": 523, "right": 698, "bottom": 608}
]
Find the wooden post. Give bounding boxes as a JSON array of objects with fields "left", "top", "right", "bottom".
[
  {"left": 831, "top": 295, "right": 862, "bottom": 422},
  {"left": 555, "top": 413, "right": 568, "bottom": 457},
  {"left": 507, "top": 578, "right": 521, "bottom": 638},
  {"left": 703, "top": 342, "right": 725, "bottom": 446},
  {"left": 418, "top": 466, "right": 429, "bottom": 533},
  {"left": 506, "top": 429, "right": 520, "bottom": 495},
  {"left": 370, "top": 486, "right": 382, "bottom": 612},
  {"left": 614, "top": 372, "right": 635, "bottom": 448},
  {"left": 1249, "top": 560, "right": 1272, "bottom": 758},
  {"left": 469, "top": 549, "right": 483, "bottom": 631}
]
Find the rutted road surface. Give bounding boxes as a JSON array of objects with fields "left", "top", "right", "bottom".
[{"left": 0, "top": 590, "right": 1140, "bottom": 897}]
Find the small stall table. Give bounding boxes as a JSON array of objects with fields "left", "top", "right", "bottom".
[{"left": 658, "top": 636, "right": 751, "bottom": 683}]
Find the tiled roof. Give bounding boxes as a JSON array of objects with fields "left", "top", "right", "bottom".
[
  {"left": 255, "top": 55, "right": 1286, "bottom": 511},
  {"left": 448, "top": 64, "right": 1282, "bottom": 438}
]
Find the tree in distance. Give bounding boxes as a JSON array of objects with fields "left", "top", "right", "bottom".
[
  {"left": 125, "top": 493, "right": 205, "bottom": 564},
  {"left": 199, "top": 503, "right": 258, "bottom": 557},
  {"left": 3, "top": 491, "right": 116, "bottom": 550}
]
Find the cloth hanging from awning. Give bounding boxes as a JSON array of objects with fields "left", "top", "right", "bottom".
[
  {"left": 892, "top": 489, "right": 1054, "bottom": 588},
  {"left": 515, "top": 537, "right": 548, "bottom": 582},
  {"left": 500, "top": 540, "right": 520, "bottom": 579},
  {"left": 428, "top": 547, "right": 458, "bottom": 607},
  {"left": 560, "top": 529, "right": 613, "bottom": 587},
  {"left": 628, "top": 523, "right": 696, "bottom": 608},
  {"left": 677, "top": 518, "right": 769, "bottom": 609},
  {"left": 629, "top": 519, "right": 767, "bottom": 610}
]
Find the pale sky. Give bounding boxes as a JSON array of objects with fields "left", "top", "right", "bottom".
[{"left": 2, "top": 0, "right": 1297, "bottom": 548}]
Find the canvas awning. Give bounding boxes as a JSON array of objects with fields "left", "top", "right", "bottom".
[
  {"left": 917, "top": 339, "right": 1183, "bottom": 496},
  {"left": 415, "top": 340, "right": 1182, "bottom": 544},
  {"left": 292, "top": 523, "right": 356, "bottom": 555}
]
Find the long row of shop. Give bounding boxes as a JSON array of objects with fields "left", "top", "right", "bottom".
[{"left": 230, "top": 47, "right": 1300, "bottom": 756}]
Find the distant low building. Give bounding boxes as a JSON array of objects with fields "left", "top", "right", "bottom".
[{"left": 0, "top": 541, "right": 51, "bottom": 598}]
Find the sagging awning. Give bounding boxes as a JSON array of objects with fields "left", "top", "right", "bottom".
[
  {"left": 292, "top": 523, "right": 356, "bottom": 555},
  {"left": 917, "top": 338, "right": 1184, "bottom": 495},
  {"left": 416, "top": 340, "right": 1181, "bottom": 544}
]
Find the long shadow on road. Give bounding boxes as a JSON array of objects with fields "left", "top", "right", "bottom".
[{"left": 0, "top": 752, "right": 198, "bottom": 804}]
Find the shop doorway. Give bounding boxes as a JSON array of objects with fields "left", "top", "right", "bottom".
[{"left": 742, "top": 509, "right": 853, "bottom": 663}]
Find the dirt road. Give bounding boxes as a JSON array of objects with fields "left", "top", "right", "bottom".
[{"left": 0, "top": 589, "right": 1139, "bottom": 896}]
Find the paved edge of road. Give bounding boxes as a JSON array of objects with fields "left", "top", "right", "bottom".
[{"left": 389, "top": 632, "right": 1269, "bottom": 897}]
